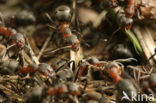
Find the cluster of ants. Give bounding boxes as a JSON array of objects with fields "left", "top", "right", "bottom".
[{"left": 0, "top": 0, "right": 155, "bottom": 103}]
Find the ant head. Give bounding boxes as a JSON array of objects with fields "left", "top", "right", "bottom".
[
  {"left": 86, "top": 56, "right": 99, "bottom": 64},
  {"left": 55, "top": 5, "right": 72, "bottom": 23},
  {"left": 39, "top": 63, "right": 55, "bottom": 77},
  {"left": 7, "top": 28, "right": 17, "bottom": 35},
  {"left": 119, "top": 16, "right": 133, "bottom": 26},
  {"left": 65, "top": 34, "right": 80, "bottom": 51},
  {"left": 67, "top": 82, "right": 80, "bottom": 96},
  {"left": 105, "top": 62, "right": 122, "bottom": 74},
  {"left": 9, "top": 33, "right": 25, "bottom": 48}
]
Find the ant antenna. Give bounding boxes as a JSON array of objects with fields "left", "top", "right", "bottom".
[
  {"left": 45, "top": 13, "right": 56, "bottom": 30},
  {"left": 45, "top": 13, "right": 54, "bottom": 24},
  {"left": 44, "top": 45, "right": 72, "bottom": 54}
]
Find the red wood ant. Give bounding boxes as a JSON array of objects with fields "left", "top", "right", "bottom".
[
  {"left": 0, "top": 58, "right": 54, "bottom": 77},
  {"left": 58, "top": 22, "right": 80, "bottom": 51},
  {"left": 77, "top": 57, "right": 136, "bottom": 79},
  {"left": 0, "top": 26, "right": 26, "bottom": 49},
  {"left": 76, "top": 57, "right": 139, "bottom": 101},
  {"left": 26, "top": 82, "right": 80, "bottom": 103},
  {"left": 52, "top": 5, "right": 80, "bottom": 51},
  {"left": 47, "top": 82, "right": 80, "bottom": 96},
  {"left": 0, "top": 26, "right": 30, "bottom": 61},
  {"left": 9, "top": 33, "right": 25, "bottom": 49},
  {"left": 104, "top": 62, "right": 139, "bottom": 102},
  {"left": 18, "top": 63, "right": 55, "bottom": 77}
]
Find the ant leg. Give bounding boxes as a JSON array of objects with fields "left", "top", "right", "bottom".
[
  {"left": 6, "top": 44, "right": 16, "bottom": 50},
  {"left": 73, "top": 60, "right": 82, "bottom": 82},
  {"left": 33, "top": 75, "right": 45, "bottom": 87},
  {"left": 137, "top": 70, "right": 141, "bottom": 84},
  {"left": 122, "top": 70, "right": 141, "bottom": 91},
  {"left": 85, "top": 62, "right": 101, "bottom": 70},
  {"left": 73, "top": 66, "right": 79, "bottom": 82},
  {"left": 44, "top": 45, "right": 72, "bottom": 55},
  {"left": 83, "top": 79, "right": 88, "bottom": 91},
  {"left": 127, "top": 65, "right": 146, "bottom": 73},
  {"left": 114, "top": 58, "right": 137, "bottom": 63},
  {"left": 45, "top": 13, "right": 54, "bottom": 24},
  {"left": 140, "top": 75, "right": 150, "bottom": 80},
  {"left": 19, "top": 53, "right": 26, "bottom": 67},
  {"left": 55, "top": 60, "right": 75, "bottom": 73}
]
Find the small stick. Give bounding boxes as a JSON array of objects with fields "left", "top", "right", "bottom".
[
  {"left": 20, "top": 50, "right": 33, "bottom": 64},
  {"left": 0, "top": 84, "right": 20, "bottom": 97},
  {"left": 44, "top": 45, "right": 72, "bottom": 54},
  {"left": 133, "top": 26, "right": 155, "bottom": 66},
  {"left": 37, "top": 33, "right": 53, "bottom": 60},
  {"left": 24, "top": 35, "right": 39, "bottom": 64},
  {"left": 72, "top": 48, "right": 84, "bottom": 82}
]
